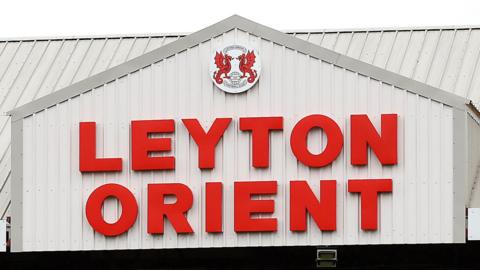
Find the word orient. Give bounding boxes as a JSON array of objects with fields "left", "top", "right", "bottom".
[{"left": 80, "top": 114, "right": 397, "bottom": 237}]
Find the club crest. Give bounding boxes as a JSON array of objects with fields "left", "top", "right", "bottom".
[{"left": 209, "top": 45, "right": 261, "bottom": 93}]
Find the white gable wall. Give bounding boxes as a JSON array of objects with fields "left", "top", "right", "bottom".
[
  {"left": 17, "top": 29, "right": 458, "bottom": 251},
  {"left": 3, "top": 27, "right": 480, "bottom": 221}
]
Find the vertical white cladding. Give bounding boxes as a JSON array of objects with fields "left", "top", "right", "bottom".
[{"left": 19, "top": 29, "right": 456, "bottom": 251}]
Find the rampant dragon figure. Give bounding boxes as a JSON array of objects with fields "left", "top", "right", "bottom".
[
  {"left": 237, "top": 50, "right": 257, "bottom": 83},
  {"left": 213, "top": 52, "right": 233, "bottom": 84}
]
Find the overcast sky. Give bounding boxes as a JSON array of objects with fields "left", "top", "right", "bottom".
[{"left": 1, "top": 0, "right": 479, "bottom": 38}]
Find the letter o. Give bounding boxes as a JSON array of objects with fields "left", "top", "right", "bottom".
[
  {"left": 290, "top": 114, "right": 343, "bottom": 167},
  {"left": 86, "top": 183, "right": 138, "bottom": 236}
]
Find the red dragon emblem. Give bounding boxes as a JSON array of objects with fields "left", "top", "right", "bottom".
[
  {"left": 210, "top": 45, "right": 261, "bottom": 93},
  {"left": 213, "top": 52, "right": 233, "bottom": 84},
  {"left": 237, "top": 50, "right": 257, "bottom": 83}
]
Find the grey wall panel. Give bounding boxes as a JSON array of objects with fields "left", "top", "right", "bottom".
[{"left": 467, "top": 112, "right": 480, "bottom": 207}]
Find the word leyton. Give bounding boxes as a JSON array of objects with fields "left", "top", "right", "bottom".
[{"left": 80, "top": 114, "right": 397, "bottom": 236}]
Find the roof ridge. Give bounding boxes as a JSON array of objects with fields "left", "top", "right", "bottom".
[{"left": 6, "top": 15, "right": 469, "bottom": 120}]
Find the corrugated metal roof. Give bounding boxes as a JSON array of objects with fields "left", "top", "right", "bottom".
[
  {"left": 2, "top": 25, "right": 480, "bottom": 220},
  {"left": 0, "top": 36, "right": 183, "bottom": 219},
  {"left": 300, "top": 29, "right": 480, "bottom": 101}
]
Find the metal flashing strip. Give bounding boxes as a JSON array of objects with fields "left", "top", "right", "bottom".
[
  {"left": 0, "top": 32, "right": 188, "bottom": 42},
  {"left": 285, "top": 24, "right": 480, "bottom": 34},
  {"left": 467, "top": 101, "right": 480, "bottom": 122},
  {"left": 6, "top": 15, "right": 469, "bottom": 120},
  {"left": 453, "top": 108, "right": 467, "bottom": 243},
  {"left": 10, "top": 118, "right": 23, "bottom": 252}
]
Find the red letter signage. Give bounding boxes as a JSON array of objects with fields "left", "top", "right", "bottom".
[
  {"left": 79, "top": 122, "right": 122, "bottom": 172},
  {"left": 206, "top": 182, "right": 223, "bottom": 233},
  {"left": 148, "top": 183, "right": 194, "bottom": 234},
  {"left": 290, "top": 115, "right": 343, "bottom": 167},
  {"left": 351, "top": 114, "right": 397, "bottom": 165},
  {"left": 234, "top": 181, "right": 277, "bottom": 232},
  {"left": 86, "top": 183, "right": 138, "bottom": 236},
  {"left": 240, "top": 117, "right": 283, "bottom": 168},
  {"left": 348, "top": 179, "right": 393, "bottom": 230},
  {"left": 131, "top": 120, "right": 175, "bottom": 171},
  {"left": 290, "top": 180, "right": 336, "bottom": 231},
  {"left": 79, "top": 113, "right": 399, "bottom": 238},
  {"left": 182, "top": 118, "right": 232, "bottom": 169}
]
